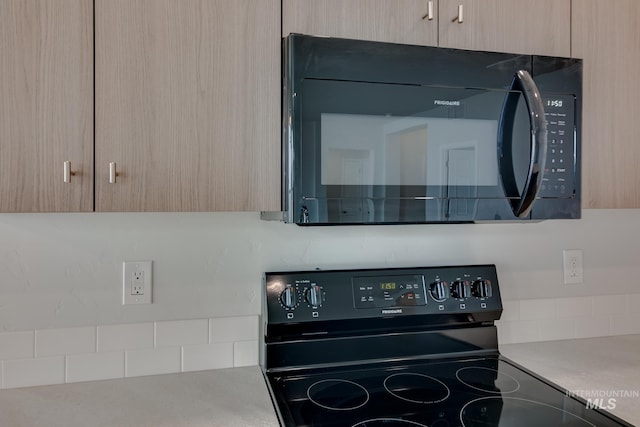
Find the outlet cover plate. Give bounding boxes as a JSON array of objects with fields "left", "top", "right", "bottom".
[
  {"left": 123, "top": 261, "right": 152, "bottom": 304},
  {"left": 563, "top": 249, "right": 583, "bottom": 285}
]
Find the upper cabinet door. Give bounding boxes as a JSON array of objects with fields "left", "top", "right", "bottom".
[
  {"left": 95, "top": 0, "right": 280, "bottom": 212},
  {"left": 0, "top": 0, "right": 93, "bottom": 212},
  {"left": 439, "top": 0, "right": 571, "bottom": 57},
  {"left": 573, "top": 0, "right": 640, "bottom": 208},
  {"left": 283, "top": 0, "right": 438, "bottom": 46},
  {"left": 283, "top": 0, "right": 570, "bottom": 57}
]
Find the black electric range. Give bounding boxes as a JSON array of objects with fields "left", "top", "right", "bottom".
[{"left": 261, "top": 265, "right": 632, "bottom": 427}]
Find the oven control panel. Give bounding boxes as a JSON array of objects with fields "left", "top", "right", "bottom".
[
  {"left": 353, "top": 274, "right": 427, "bottom": 309},
  {"left": 265, "top": 264, "right": 502, "bottom": 324}
]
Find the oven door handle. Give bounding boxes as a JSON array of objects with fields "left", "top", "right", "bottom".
[{"left": 498, "top": 70, "right": 547, "bottom": 218}]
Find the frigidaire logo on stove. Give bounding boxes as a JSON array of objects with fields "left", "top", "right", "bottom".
[
  {"left": 382, "top": 309, "right": 403, "bottom": 314},
  {"left": 434, "top": 99, "right": 461, "bottom": 106}
]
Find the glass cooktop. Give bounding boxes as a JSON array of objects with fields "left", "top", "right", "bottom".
[{"left": 267, "top": 355, "right": 629, "bottom": 427}]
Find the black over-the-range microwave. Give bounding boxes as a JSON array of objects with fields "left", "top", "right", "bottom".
[{"left": 276, "top": 34, "right": 582, "bottom": 225}]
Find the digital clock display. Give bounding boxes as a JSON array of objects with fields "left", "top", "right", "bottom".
[
  {"left": 353, "top": 274, "right": 427, "bottom": 309},
  {"left": 546, "top": 99, "right": 563, "bottom": 108}
]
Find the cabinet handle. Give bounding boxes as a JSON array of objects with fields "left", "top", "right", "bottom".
[
  {"left": 421, "top": 1, "right": 434, "bottom": 20},
  {"left": 452, "top": 4, "right": 463, "bottom": 23},
  {"left": 63, "top": 161, "right": 75, "bottom": 183},
  {"left": 109, "top": 162, "right": 117, "bottom": 184}
]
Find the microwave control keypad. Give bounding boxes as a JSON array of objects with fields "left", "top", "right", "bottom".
[{"left": 541, "top": 94, "right": 576, "bottom": 197}]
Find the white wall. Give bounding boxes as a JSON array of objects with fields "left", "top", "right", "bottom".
[
  {"left": 1, "top": 209, "right": 639, "bottom": 332},
  {"left": 1, "top": 209, "right": 639, "bottom": 388}
]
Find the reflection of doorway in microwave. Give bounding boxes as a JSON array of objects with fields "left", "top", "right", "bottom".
[
  {"left": 441, "top": 143, "right": 479, "bottom": 220},
  {"left": 325, "top": 148, "right": 374, "bottom": 222},
  {"left": 341, "top": 157, "right": 364, "bottom": 186},
  {"left": 384, "top": 125, "right": 429, "bottom": 221},
  {"left": 324, "top": 147, "right": 373, "bottom": 187},
  {"left": 384, "top": 125, "right": 428, "bottom": 186}
]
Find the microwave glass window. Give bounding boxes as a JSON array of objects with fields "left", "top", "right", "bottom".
[
  {"left": 320, "top": 113, "right": 499, "bottom": 187},
  {"left": 302, "top": 78, "right": 531, "bottom": 197}
]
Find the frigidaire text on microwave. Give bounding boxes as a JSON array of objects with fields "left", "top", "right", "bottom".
[{"left": 280, "top": 34, "right": 582, "bottom": 225}]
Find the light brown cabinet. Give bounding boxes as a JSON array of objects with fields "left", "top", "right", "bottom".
[
  {"left": 95, "top": 0, "right": 280, "bottom": 212},
  {"left": 283, "top": 0, "right": 570, "bottom": 57},
  {"left": 0, "top": 0, "right": 93, "bottom": 212},
  {"left": 1, "top": 0, "right": 280, "bottom": 213},
  {"left": 438, "top": 0, "right": 570, "bottom": 56},
  {"left": 283, "top": 0, "right": 438, "bottom": 46},
  {"left": 572, "top": 0, "right": 640, "bottom": 208}
]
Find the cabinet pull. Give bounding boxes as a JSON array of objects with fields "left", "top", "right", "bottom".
[
  {"left": 109, "top": 162, "right": 117, "bottom": 184},
  {"left": 63, "top": 161, "right": 75, "bottom": 183},
  {"left": 421, "top": 1, "right": 434, "bottom": 20},
  {"left": 452, "top": 4, "right": 463, "bottom": 23}
]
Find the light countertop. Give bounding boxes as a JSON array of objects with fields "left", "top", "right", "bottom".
[
  {"left": 501, "top": 334, "right": 640, "bottom": 426},
  {"left": 1, "top": 335, "right": 638, "bottom": 427},
  {"left": 0, "top": 366, "right": 278, "bottom": 427}
]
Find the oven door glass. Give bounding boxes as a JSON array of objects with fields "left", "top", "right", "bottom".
[{"left": 294, "top": 78, "right": 575, "bottom": 224}]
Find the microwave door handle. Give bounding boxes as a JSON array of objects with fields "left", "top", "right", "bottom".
[
  {"left": 497, "top": 85, "right": 522, "bottom": 213},
  {"left": 514, "top": 70, "right": 548, "bottom": 217},
  {"left": 498, "top": 70, "right": 548, "bottom": 218}
]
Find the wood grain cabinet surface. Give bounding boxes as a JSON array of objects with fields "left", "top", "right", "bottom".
[
  {"left": 283, "top": 0, "right": 438, "bottom": 46},
  {"left": 283, "top": 0, "right": 570, "bottom": 57},
  {"left": 438, "top": 0, "right": 570, "bottom": 57},
  {"left": 0, "top": 0, "right": 93, "bottom": 212},
  {"left": 572, "top": 0, "right": 640, "bottom": 208},
  {"left": 1, "top": 0, "right": 280, "bottom": 213},
  {"left": 95, "top": 0, "right": 281, "bottom": 212}
]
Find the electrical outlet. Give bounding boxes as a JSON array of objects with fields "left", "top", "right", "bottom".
[
  {"left": 563, "top": 249, "right": 583, "bottom": 284},
  {"left": 131, "top": 271, "right": 144, "bottom": 295},
  {"left": 123, "top": 261, "right": 152, "bottom": 304}
]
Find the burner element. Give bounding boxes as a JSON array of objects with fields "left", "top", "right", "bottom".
[
  {"left": 456, "top": 366, "right": 520, "bottom": 393},
  {"left": 307, "top": 379, "right": 369, "bottom": 411},
  {"left": 384, "top": 373, "right": 450, "bottom": 404},
  {"left": 352, "top": 419, "right": 428, "bottom": 427},
  {"left": 461, "top": 397, "right": 598, "bottom": 427}
]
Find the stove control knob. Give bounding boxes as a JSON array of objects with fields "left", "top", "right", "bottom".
[
  {"left": 305, "top": 285, "right": 323, "bottom": 307},
  {"left": 450, "top": 280, "right": 469, "bottom": 299},
  {"left": 429, "top": 281, "right": 448, "bottom": 301},
  {"left": 280, "top": 287, "right": 298, "bottom": 309},
  {"left": 471, "top": 279, "right": 492, "bottom": 298}
]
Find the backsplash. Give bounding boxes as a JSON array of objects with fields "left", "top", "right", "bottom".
[
  {"left": 3, "top": 296, "right": 640, "bottom": 388},
  {"left": 0, "top": 315, "right": 258, "bottom": 389},
  {"left": 496, "top": 293, "right": 640, "bottom": 345},
  {"left": 0, "top": 209, "right": 639, "bottom": 388}
]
